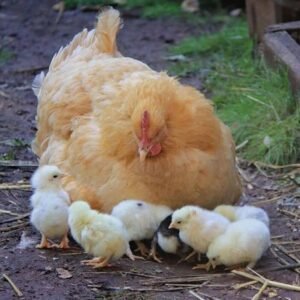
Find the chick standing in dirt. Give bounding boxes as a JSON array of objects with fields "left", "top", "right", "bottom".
[
  {"left": 149, "top": 214, "right": 191, "bottom": 263},
  {"left": 169, "top": 205, "right": 230, "bottom": 269},
  {"left": 207, "top": 218, "right": 271, "bottom": 269},
  {"left": 30, "top": 165, "right": 70, "bottom": 249},
  {"left": 111, "top": 199, "right": 172, "bottom": 256},
  {"left": 68, "top": 201, "right": 134, "bottom": 268},
  {"left": 214, "top": 204, "right": 269, "bottom": 226}
]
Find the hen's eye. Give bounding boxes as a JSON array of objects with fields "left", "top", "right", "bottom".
[{"left": 53, "top": 175, "right": 58, "bottom": 178}]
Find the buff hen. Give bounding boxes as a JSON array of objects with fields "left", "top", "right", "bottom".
[{"left": 32, "top": 8, "right": 241, "bottom": 212}]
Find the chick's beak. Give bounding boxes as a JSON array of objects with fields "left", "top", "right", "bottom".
[
  {"left": 168, "top": 222, "right": 175, "bottom": 229},
  {"left": 139, "top": 148, "right": 148, "bottom": 162}
]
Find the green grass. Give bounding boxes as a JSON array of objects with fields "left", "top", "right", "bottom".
[
  {"left": 169, "top": 19, "right": 300, "bottom": 165},
  {"left": 63, "top": 0, "right": 223, "bottom": 19},
  {"left": 0, "top": 49, "right": 13, "bottom": 64}
]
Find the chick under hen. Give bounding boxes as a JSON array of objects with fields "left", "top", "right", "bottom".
[{"left": 32, "top": 8, "right": 241, "bottom": 212}]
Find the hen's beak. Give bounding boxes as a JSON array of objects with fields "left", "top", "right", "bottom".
[{"left": 139, "top": 149, "right": 148, "bottom": 162}]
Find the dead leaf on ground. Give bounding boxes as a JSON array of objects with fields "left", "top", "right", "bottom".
[{"left": 56, "top": 268, "right": 72, "bottom": 279}]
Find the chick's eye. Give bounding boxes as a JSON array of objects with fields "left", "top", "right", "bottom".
[
  {"left": 137, "top": 203, "right": 143, "bottom": 207},
  {"left": 177, "top": 221, "right": 181, "bottom": 224},
  {"left": 53, "top": 175, "right": 58, "bottom": 178}
]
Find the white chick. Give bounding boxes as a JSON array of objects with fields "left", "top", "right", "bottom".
[
  {"left": 30, "top": 165, "right": 70, "bottom": 249},
  {"left": 214, "top": 205, "right": 269, "bottom": 226},
  {"left": 111, "top": 199, "right": 173, "bottom": 256},
  {"left": 169, "top": 205, "right": 230, "bottom": 269},
  {"left": 207, "top": 218, "right": 271, "bottom": 269},
  {"left": 68, "top": 201, "right": 134, "bottom": 268}
]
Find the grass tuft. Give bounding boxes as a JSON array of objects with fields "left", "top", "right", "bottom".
[{"left": 169, "top": 19, "right": 300, "bottom": 165}]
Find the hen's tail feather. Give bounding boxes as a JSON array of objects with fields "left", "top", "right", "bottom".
[
  {"left": 48, "top": 8, "right": 121, "bottom": 72},
  {"left": 94, "top": 7, "right": 122, "bottom": 55}
]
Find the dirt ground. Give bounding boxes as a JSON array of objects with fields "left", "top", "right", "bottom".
[{"left": 0, "top": 1, "right": 299, "bottom": 299}]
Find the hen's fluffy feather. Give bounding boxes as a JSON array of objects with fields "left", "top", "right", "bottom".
[
  {"left": 33, "top": 8, "right": 241, "bottom": 212},
  {"left": 207, "top": 218, "right": 271, "bottom": 268}
]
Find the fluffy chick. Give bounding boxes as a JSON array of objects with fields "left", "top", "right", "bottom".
[
  {"left": 30, "top": 165, "right": 70, "bottom": 249},
  {"left": 111, "top": 199, "right": 172, "bottom": 256},
  {"left": 207, "top": 218, "right": 271, "bottom": 269},
  {"left": 68, "top": 201, "right": 134, "bottom": 268},
  {"left": 170, "top": 205, "right": 230, "bottom": 268},
  {"left": 149, "top": 214, "right": 191, "bottom": 263},
  {"left": 214, "top": 205, "right": 269, "bottom": 226}
]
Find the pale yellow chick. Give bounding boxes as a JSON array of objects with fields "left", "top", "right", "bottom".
[
  {"left": 207, "top": 218, "right": 271, "bottom": 269},
  {"left": 214, "top": 205, "right": 269, "bottom": 226},
  {"left": 111, "top": 199, "right": 172, "bottom": 256},
  {"left": 30, "top": 165, "right": 70, "bottom": 249},
  {"left": 169, "top": 205, "right": 230, "bottom": 268},
  {"left": 68, "top": 201, "right": 134, "bottom": 268}
]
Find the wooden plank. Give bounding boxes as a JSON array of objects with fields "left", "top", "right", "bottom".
[
  {"left": 263, "top": 30, "right": 300, "bottom": 96},
  {"left": 266, "top": 21, "right": 300, "bottom": 33}
]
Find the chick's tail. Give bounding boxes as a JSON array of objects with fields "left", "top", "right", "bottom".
[{"left": 94, "top": 8, "right": 122, "bottom": 56}]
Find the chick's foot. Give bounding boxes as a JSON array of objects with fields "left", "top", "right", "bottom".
[
  {"left": 192, "top": 262, "right": 212, "bottom": 271},
  {"left": 58, "top": 235, "right": 70, "bottom": 249},
  {"left": 81, "top": 257, "right": 112, "bottom": 268},
  {"left": 148, "top": 247, "right": 162, "bottom": 263},
  {"left": 36, "top": 235, "right": 56, "bottom": 249}
]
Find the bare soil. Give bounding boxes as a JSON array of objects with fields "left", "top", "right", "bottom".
[{"left": 0, "top": 1, "right": 299, "bottom": 299}]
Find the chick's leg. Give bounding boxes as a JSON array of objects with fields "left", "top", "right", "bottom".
[
  {"left": 177, "top": 250, "right": 197, "bottom": 263},
  {"left": 148, "top": 240, "right": 162, "bottom": 263},
  {"left": 81, "top": 257, "right": 112, "bottom": 268},
  {"left": 126, "top": 247, "right": 144, "bottom": 261},
  {"left": 36, "top": 234, "right": 53, "bottom": 249},
  {"left": 134, "top": 241, "right": 149, "bottom": 257},
  {"left": 192, "top": 262, "right": 212, "bottom": 271},
  {"left": 58, "top": 234, "right": 70, "bottom": 249}
]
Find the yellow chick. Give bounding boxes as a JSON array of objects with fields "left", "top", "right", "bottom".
[
  {"left": 68, "top": 201, "right": 134, "bottom": 268},
  {"left": 214, "top": 205, "right": 269, "bottom": 226},
  {"left": 169, "top": 205, "right": 230, "bottom": 268},
  {"left": 111, "top": 199, "right": 173, "bottom": 256},
  {"left": 207, "top": 218, "right": 271, "bottom": 269},
  {"left": 30, "top": 165, "right": 70, "bottom": 249}
]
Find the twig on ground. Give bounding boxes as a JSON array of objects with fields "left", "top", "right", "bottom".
[
  {"left": 259, "top": 262, "right": 300, "bottom": 272},
  {"left": 0, "top": 160, "right": 38, "bottom": 168},
  {"left": 189, "top": 290, "right": 221, "bottom": 300},
  {"left": 233, "top": 280, "right": 258, "bottom": 290},
  {"left": 232, "top": 269, "right": 300, "bottom": 292},
  {"left": 2, "top": 273, "right": 23, "bottom": 297},
  {"left": 252, "top": 196, "right": 282, "bottom": 206},
  {"left": 0, "top": 183, "right": 31, "bottom": 190},
  {"left": 189, "top": 290, "right": 205, "bottom": 300},
  {"left": 0, "top": 209, "right": 19, "bottom": 216},
  {"left": 254, "top": 161, "right": 300, "bottom": 170},
  {"left": 252, "top": 280, "right": 268, "bottom": 300},
  {"left": 277, "top": 208, "right": 300, "bottom": 219},
  {"left": 87, "top": 284, "right": 186, "bottom": 292},
  {"left": 0, "top": 221, "right": 29, "bottom": 232},
  {"left": 0, "top": 213, "right": 30, "bottom": 225}
]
